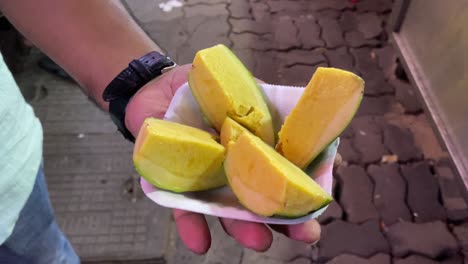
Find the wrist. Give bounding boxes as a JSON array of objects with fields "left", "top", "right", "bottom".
[
  {"left": 84, "top": 46, "right": 163, "bottom": 111},
  {"left": 101, "top": 50, "right": 176, "bottom": 142}
]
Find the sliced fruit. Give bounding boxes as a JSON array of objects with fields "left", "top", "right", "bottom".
[
  {"left": 188, "top": 44, "right": 275, "bottom": 146},
  {"left": 133, "top": 118, "right": 227, "bottom": 192},
  {"left": 224, "top": 132, "right": 333, "bottom": 217},
  {"left": 276, "top": 67, "right": 364, "bottom": 169},
  {"left": 220, "top": 117, "right": 251, "bottom": 148}
]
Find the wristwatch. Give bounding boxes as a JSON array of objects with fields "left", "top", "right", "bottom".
[{"left": 102, "top": 51, "right": 176, "bottom": 142}]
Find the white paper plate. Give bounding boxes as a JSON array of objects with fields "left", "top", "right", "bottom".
[{"left": 139, "top": 83, "right": 338, "bottom": 225}]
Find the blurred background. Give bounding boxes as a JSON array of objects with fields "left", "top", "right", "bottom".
[{"left": 1, "top": 0, "right": 467, "bottom": 263}]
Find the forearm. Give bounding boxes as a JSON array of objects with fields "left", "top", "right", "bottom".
[{"left": 0, "top": 0, "right": 161, "bottom": 110}]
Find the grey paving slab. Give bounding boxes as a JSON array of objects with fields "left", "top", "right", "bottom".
[
  {"left": 336, "top": 166, "right": 379, "bottom": 223},
  {"left": 25, "top": 67, "right": 172, "bottom": 261},
  {"left": 401, "top": 161, "right": 447, "bottom": 222},
  {"left": 324, "top": 47, "right": 354, "bottom": 72},
  {"left": 368, "top": 164, "right": 412, "bottom": 225},
  {"left": 351, "top": 116, "right": 389, "bottom": 163},
  {"left": 296, "top": 15, "right": 324, "bottom": 49},
  {"left": 386, "top": 221, "right": 459, "bottom": 259},
  {"left": 436, "top": 165, "right": 468, "bottom": 222},
  {"left": 318, "top": 220, "right": 390, "bottom": 261},
  {"left": 327, "top": 253, "right": 391, "bottom": 264},
  {"left": 318, "top": 16, "right": 345, "bottom": 48}
]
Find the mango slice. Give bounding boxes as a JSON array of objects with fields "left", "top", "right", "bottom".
[
  {"left": 276, "top": 67, "right": 364, "bottom": 169},
  {"left": 224, "top": 131, "right": 333, "bottom": 217},
  {"left": 188, "top": 44, "right": 275, "bottom": 146},
  {"left": 220, "top": 117, "right": 251, "bottom": 148},
  {"left": 133, "top": 118, "right": 227, "bottom": 192}
]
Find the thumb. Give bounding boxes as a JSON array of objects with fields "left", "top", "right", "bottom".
[{"left": 124, "top": 64, "right": 191, "bottom": 137}]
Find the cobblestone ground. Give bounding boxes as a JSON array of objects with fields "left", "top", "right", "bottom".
[
  {"left": 123, "top": 0, "right": 468, "bottom": 263},
  {"left": 10, "top": 0, "right": 468, "bottom": 263}
]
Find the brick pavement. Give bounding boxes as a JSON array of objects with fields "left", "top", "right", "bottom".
[
  {"left": 11, "top": 0, "right": 468, "bottom": 263},
  {"left": 123, "top": 0, "right": 468, "bottom": 263}
]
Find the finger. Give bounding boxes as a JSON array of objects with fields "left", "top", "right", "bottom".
[
  {"left": 269, "top": 220, "right": 321, "bottom": 244},
  {"left": 219, "top": 218, "right": 273, "bottom": 252},
  {"left": 173, "top": 209, "right": 211, "bottom": 254},
  {"left": 169, "top": 64, "right": 192, "bottom": 94}
]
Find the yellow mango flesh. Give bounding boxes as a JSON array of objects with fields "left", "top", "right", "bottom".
[
  {"left": 133, "top": 118, "right": 227, "bottom": 192},
  {"left": 220, "top": 117, "right": 251, "bottom": 148},
  {"left": 277, "top": 67, "right": 364, "bottom": 169},
  {"left": 188, "top": 44, "right": 275, "bottom": 146},
  {"left": 225, "top": 132, "right": 333, "bottom": 217}
]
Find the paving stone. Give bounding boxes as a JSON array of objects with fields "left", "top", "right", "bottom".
[
  {"left": 350, "top": 47, "right": 380, "bottom": 74},
  {"left": 386, "top": 221, "right": 459, "bottom": 258},
  {"left": 176, "top": 15, "right": 231, "bottom": 64},
  {"left": 345, "top": 31, "right": 379, "bottom": 48},
  {"left": 393, "top": 255, "right": 439, "bottom": 264},
  {"left": 230, "top": 18, "right": 270, "bottom": 34},
  {"left": 296, "top": 15, "right": 324, "bottom": 49},
  {"left": 392, "top": 78, "right": 423, "bottom": 114},
  {"left": 341, "top": 125, "right": 354, "bottom": 139},
  {"left": 250, "top": 1, "right": 270, "bottom": 21},
  {"left": 138, "top": 18, "right": 187, "bottom": 59},
  {"left": 231, "top": 32, "right": 274, "bottom": 50},
  {"left": 231, "top": 48, "right": 256, "bottom": 71},
  {"left": 318, "top": 17, "right": 345, "bottom": 48},
  {"left": 339, "top": 11, "right": 358, "bottom": 32},
  {"left": 324, "top": 47, "right": 354, "bottom": 71},
  {"left": 315, "top": 9, "right": 342, "bottom": 20},
  {"left": 441, "top": 254, "right": 465, "bottom": 264},
  {"left": 356, "top": 95, "right": 394, "bottom": 116},
  {"left": 267, "top": 0, "right": 306, "bottom": 13},
  {"left": 184, "top": 3, "right": 228, "bottom": 17},
  {"left": 241, "top": 231, "right": 312, "bottom": 263},
  {"left": 357, "top": 13, "right": 383, "bottom": 39},
  {"left": 351, "top": 116, "right": 388, "bottom": 163},
  {"left": 383, "top": 124, "right": 423, "bottom": 162},
  {"left": 318, "top": 200, "right": 344, "bottom": 224},
  {"left": 337, "top": 165, "right": 379, "bottom": 223},
  {"left": 253, "top": 50, "right": 281, "bottom": 84},
  {"left": 337, "top": 138, "right": 361, "bottom": 164},
  {"left": 327, "top": 253, "right": 391, "bottom": 264},
  {"left": 401, "top": 161, "right": 446, "bottom": 222},
  {"left": 30, "top": 69, "right": 173, "bottom": 261},
  {"left": 276, "top": 49, "right": 326, "bottom": 67},
  {"left": 355, "top": 0, "right": 393, "bottom": 13},
  {"left": 362, "top": 69, "right": 395, "bottom": 96},
  {"left": 123, "top": 0, "right": 183, "bottom": 23},
  {"left": 229, "top": 0, "right": 251, "bottom": 18},
  {"left": 186, "top": 0, "right": 228, "bottom": 4},
  {"left": 273, "top": 16, "right": 298, "bottom": 50},
  {"left": 436, "top": 165, "right": 468, "bottom": 222},
  {"left": 307, "top": 0, "right": 352, "bottom": 11},
  {"left": 278, "top": 63, "right": 326, "bottom": 87},
  {"left": 453, "top": 224, "right": 468, "bottom": 262},
  {"left": 368, "top": 164, "right": 412, "bottom": 225},
  {"left": 374, "top": 45, "right": 397, "bottom": 79},
  {"left": 318, "top": 220, "right": 390, "bottom": 261}
]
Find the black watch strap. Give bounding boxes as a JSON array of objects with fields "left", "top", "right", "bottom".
[{"left": 102, "top": 51, "right": 176, "bottom": 142}]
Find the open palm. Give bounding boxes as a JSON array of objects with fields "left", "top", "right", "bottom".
[{"left": 125, "top": 64, "right": 321, "bottom": 254}]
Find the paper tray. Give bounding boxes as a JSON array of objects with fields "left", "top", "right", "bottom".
[{"left": 140, "top": 82, "right": 338, "bottom": 224}]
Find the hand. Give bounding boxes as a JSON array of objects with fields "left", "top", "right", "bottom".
[{"left": 125, "top": 64, "right": 322, "bottom": 254}]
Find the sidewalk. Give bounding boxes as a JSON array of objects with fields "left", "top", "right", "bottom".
[{"left": 13, "top": 0, "right": 468, "bottom": 263}]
